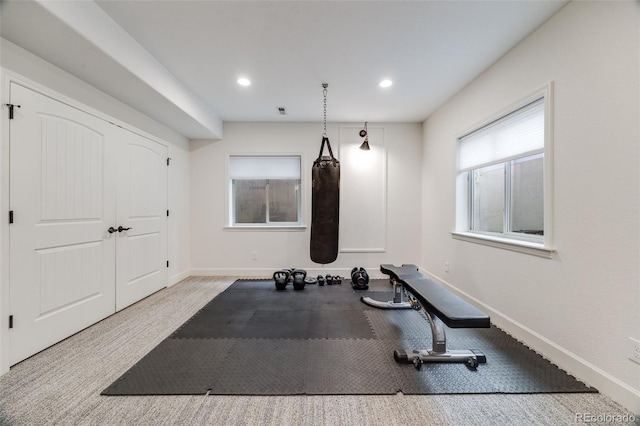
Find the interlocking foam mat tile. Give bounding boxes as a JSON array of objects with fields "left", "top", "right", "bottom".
[{"left": 102, "top": 279, "right": 597, "bottom": 396}]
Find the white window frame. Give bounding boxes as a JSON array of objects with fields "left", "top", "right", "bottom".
[
  {"left": 225, "top": 154, "right": 306, "bottom": 230},
  {"left": 452, "top": 83, "right": 555, "bottom": 258}
]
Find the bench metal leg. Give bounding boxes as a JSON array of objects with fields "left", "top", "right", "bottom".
[
  {"left": 360, "top": 278, "right": 413, "bottom": 309},
  {"left": 393, "top": 310, "right": 487, "bottom": 370}
]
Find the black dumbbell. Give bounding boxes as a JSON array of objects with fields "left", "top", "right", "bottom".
[{"left": 351, "top": 267, "right": 369, "bottom": 290}]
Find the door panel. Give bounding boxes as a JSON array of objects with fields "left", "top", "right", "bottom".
[
  {"left": 9, "top": 83, "right": 117, "bottom": 365},
  {"left": 40, "top": 114, "right": 104, "bottom": 221},
  {"left": 37, "top": 241, "right": 104, "bottom": 316},
  {"left": 115, "top": 131, "right": 167, "bottom": 311}
]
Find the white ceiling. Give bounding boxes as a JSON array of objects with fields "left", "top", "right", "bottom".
[{"left": 1, "top": 0, "right": 567, "bottom": 139}]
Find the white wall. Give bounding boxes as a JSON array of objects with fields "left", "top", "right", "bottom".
[
  {"left": 190, "top": 121, "right": 422, "bottom": 277},
  {"left": 0, "top": 39, "right": 192, "bottom": 373},
  {"left": 422, "top": 1, "right": 640, "bottom": 413}
]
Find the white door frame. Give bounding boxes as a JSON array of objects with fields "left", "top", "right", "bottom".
[{"left": 0, "top": 71, "right": 169, "bottom": 375}]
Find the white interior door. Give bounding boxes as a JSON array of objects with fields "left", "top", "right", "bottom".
[
  {"left": 115, "top": 130, "right": 167, "bottom": 311},
  {"left": 8, "top": 83, "right": 117, "bottom": 365}
]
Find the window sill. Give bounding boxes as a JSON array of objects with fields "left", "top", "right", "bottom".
[
  {"left": 224, "top": 225, "right": 307, "bottom": 232},
  {"left": 451, "top": 231, "right": 555, "bottom": 259}
]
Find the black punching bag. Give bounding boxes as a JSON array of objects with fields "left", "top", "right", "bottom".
[{"left": 310, "top": 136, "right": 340, "bottom": 264}]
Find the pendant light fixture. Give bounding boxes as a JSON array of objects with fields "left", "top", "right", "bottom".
[{"left": 359, "top": 122, "right": 370, "bottom": 150}]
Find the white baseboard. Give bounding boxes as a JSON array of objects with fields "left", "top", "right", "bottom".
[
  {"left": 419, "top": 267, "right": 640, "bottom": 416},
  {"left": 168, "top": 269, "right": 191, "bottom": 286}
]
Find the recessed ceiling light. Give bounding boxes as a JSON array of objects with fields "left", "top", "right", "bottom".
[
  {"left": 237, "top": 77, "right": 251, "bottom": 86},
  {"left": 379, "top": 79, "right": 393, "bottom": 88}
]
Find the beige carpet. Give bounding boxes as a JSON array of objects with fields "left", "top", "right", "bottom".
[{"left": 0, "top": 276, "right": 636, "bottom": 425}]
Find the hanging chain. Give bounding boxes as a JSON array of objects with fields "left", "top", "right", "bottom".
[{"left": 322, "top": 83, "right": 328, "bottom": 136}]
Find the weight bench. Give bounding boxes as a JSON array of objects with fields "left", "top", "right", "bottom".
[{"left": 378, "top": 264, "right": 491, "bottom": 370}]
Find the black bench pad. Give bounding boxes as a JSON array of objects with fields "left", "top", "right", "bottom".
[
  {"left": 380, "top": 264, "right": 490, "bottom": 329},
  {"left": 380, "top": 264, "right": 424, "bottom": 281}
]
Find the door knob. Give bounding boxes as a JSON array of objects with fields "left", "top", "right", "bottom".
[
  {"left": 117, "top": 226, "right": 132, "bottom": 232},
  {"left": 107, "top": 227, "right": 117, "bottom": 234}
]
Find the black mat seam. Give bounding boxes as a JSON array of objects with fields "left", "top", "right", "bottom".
[
  {"left": 166, "top": 337, "right": 379, "bottom": 342},
  {"left": 103, "top": 390, "right": 598, "bottom": 397}
]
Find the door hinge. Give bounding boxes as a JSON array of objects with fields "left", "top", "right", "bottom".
[
  {"left": 166, "top": 261, "right": 169, "bottom": 268},
  {"left": 5, "top": 103, "right": 21, "bottom": 120},
  {"left": 9, "top": 210, "right": 13, "bottom": 224},
  {"left": 166, "top": 157, "right": 171, "bottom": 166},
  {"left": 166, "top": 210, "right": 170, "bottom": 217},
  {"left": 9, "top": 315, "right": 13, "bottom": 329}
]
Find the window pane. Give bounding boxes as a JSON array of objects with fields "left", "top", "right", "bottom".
[
  {"left": 510, "top": 154, "right": 544, "bottom": 235},
  {"left": 268, "top": 179, "right": 299, "bottom": 222},
  {"left": 229, "top": 155, "right": 302, "bottom": 227},
  {"left": 471, "top": 164, "right": 504, "bottom": 233},
  {"left": 234, "top": 179, "right": 266, "bottom": 224}
]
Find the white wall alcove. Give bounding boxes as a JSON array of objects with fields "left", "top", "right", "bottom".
[{"left": 339, "top": 126, "right": 387, "bottom": 253}]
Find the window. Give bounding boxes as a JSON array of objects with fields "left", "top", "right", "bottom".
[
  {"left": 229, "top": 156, "right": 302, "bottom": 226},
  {"left": 455, "top": 88, "right": 552, "bottom": 252}
]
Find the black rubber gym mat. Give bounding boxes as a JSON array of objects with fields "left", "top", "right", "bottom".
[
  {"left": 172, "top": 309, "right": 374, "bottom": 340},
  {"left": 102, "top": 279, "right": 597, "bottom": 396}
]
